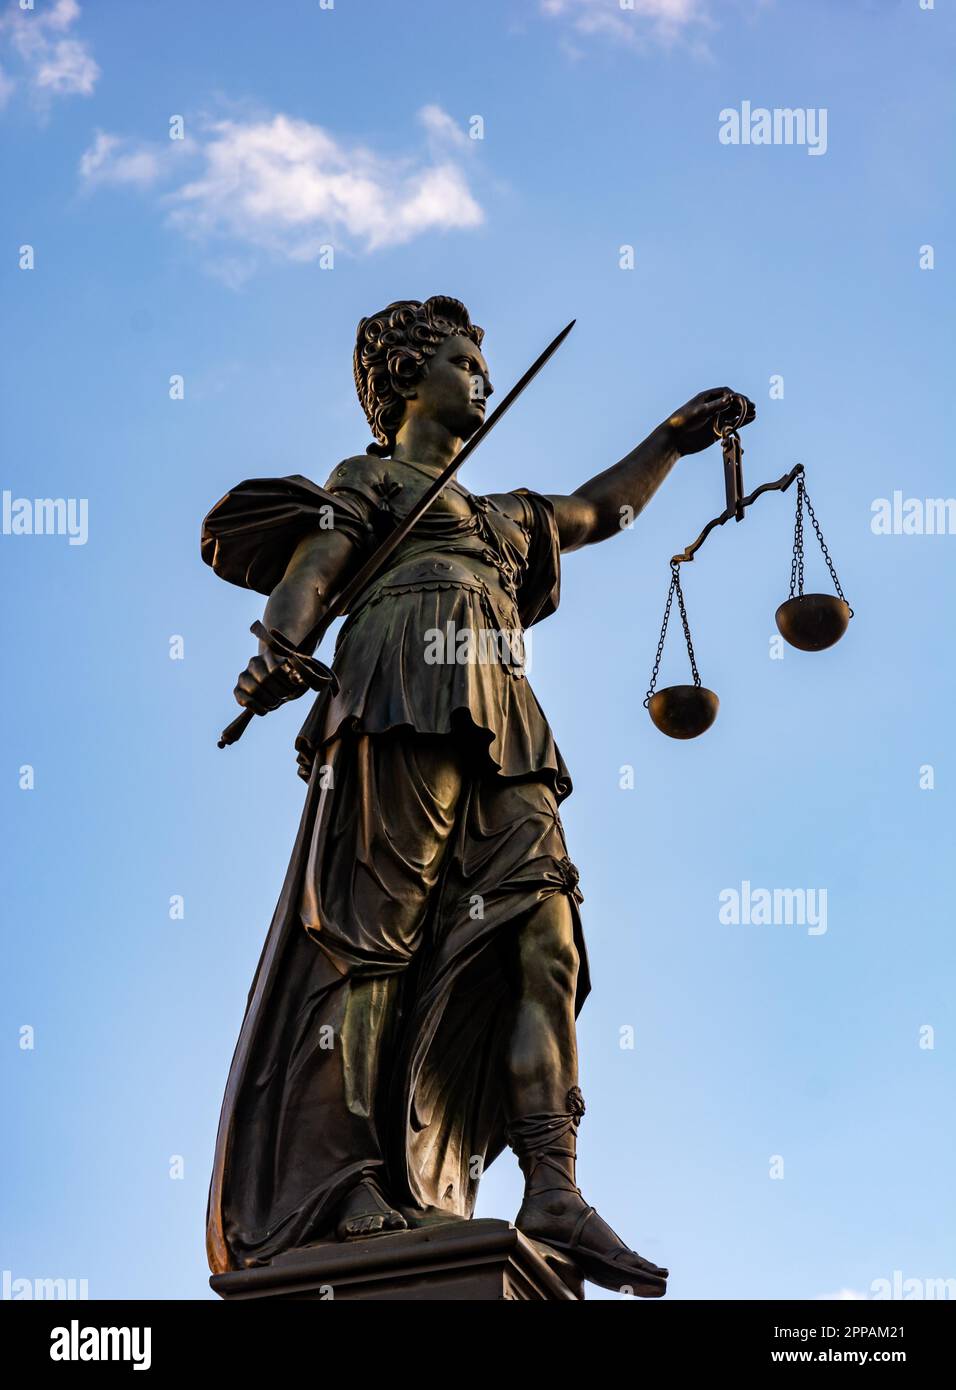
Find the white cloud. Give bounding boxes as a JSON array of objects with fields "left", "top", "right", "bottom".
[
  {"left": 418, "top": 103, "right": 470, "bottom": 150},
  {"left": 79, "top": 107, "right": 484, "bottom": 270},
  {"left": 816, "top": 1288, "right": 868, "bottom": 1301},
  {"left": 0, "top": 0, "right": 99, "bottom": 103},
  {"left": 168, "top": 114, "right": 483, "bottom": 255},
  {"left": 79, "top": 131, "right": 165, "bottom": 188},
  {"left": 34, "top": 34, "right": 97, "bottom": 94},
  {"left": 41, "top": 0, "right": 81, "bottom": 32},
  {"left": 541, "top": 0, "right": 712, "bottom": 48}
]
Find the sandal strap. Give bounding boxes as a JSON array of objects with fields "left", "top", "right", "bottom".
[
  {"left": 561, "top": 1212, "right": 655, "bottom": 1273},
  {"left": 564, "top": 1208, "right": 655, "bottom": 1272},
  {"left": 521, "top": 1151, "right": 581, "bottom": 1196},
  {"left": 569, "top": 1204, "right": 597, "bottom": 1250},
  {"left": 507, "top": 1090, "right": 587, "bottom": 1197}
]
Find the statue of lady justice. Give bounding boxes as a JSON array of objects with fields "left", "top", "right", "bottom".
[{"left": 202, "top": 296, "right": 754, "bottom": 1295}]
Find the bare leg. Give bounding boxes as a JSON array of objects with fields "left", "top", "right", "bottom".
[
  {"left": 504, "top": 893, "right": 668, "bottom": 1296},
  {"left": 504, "top": 893, "right": 580, "bottom": 1117}
]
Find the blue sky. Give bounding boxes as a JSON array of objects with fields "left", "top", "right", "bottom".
[{"left": 2, "top": 0, "right": 953, "bottom": 1301}]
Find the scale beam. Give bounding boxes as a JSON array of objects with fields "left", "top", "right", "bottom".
[{"left": 671, "top": 464, "right": 804, "bottom": 566}]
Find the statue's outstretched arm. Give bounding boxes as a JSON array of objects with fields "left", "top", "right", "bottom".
[{"left": 548, "top": 387, "right": 756, "bottom": 552}]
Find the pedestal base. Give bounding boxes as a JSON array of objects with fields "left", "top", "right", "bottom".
[{"left": 210, "top": 1218, "right": 584, "bottom": 1301}]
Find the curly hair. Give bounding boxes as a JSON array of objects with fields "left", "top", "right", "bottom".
[{"left": 353, "top": 296, "right": 484, "bottom": 456}]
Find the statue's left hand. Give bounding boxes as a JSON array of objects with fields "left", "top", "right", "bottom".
[{"left": 663, "top": 388, "right": 756, "bottom": 457}]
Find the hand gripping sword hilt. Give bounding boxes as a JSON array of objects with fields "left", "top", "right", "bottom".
[{"left": 217, "top": 621, "right": 338, "bottom": 749}]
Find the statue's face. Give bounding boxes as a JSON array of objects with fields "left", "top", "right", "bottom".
[{"left": 406, "top": 332, "right": 493, "bottom": 441}]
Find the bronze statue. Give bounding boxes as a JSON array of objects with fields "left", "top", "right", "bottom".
[{"left": 202, "top": 296, "right": 755, "bottom": 1296}]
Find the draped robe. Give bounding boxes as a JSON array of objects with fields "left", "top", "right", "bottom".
[{"left": 201, "top": 456, "right": 590, "bottom": 1272}]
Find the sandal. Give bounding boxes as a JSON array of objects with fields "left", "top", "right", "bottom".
[
  {"left": 336, "top": 1175, "right": 408, "bottom": 1241},
  {"left": 508, "top": 1089, "right": 669, "bottom": 1297}
]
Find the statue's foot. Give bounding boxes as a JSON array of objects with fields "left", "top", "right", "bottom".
[
  {"left": 336, "top": 1177, "right": 408, "bottom": 1241},
  {"left": 515, "top": 1192, "right": 668, "bottom": 1297}
]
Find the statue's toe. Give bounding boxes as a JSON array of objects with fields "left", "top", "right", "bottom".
[
  {"left": 349, "top": 1215, "right": 383, "bottom": 1237},
  {"left": 517, "top": 1198, "right": 668, "bottom": 1296},
  {"left": 335, "top": 1178, "right": 409, "bottom": 1241}
]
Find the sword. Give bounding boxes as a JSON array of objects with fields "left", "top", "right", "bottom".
[{"left": 218, "top": 318, "right": 576, "bottom": 748}]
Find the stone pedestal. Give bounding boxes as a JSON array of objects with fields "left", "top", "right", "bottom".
[{"left": 210, "top": 1218, "right": 584, "bottom": 1301}]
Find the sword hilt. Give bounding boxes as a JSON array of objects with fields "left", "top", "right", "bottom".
[
  {"left": 217, "top": 622, "right": 338, "bottom": 749},
  {"left": 218, "top": 707, "right": 255, "bottom": 749}
]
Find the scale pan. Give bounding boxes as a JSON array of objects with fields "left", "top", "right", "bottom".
[
  {"left": 648, "top": 685, "right": 719, "bottom": 739},
  {"left": 775, "top": 594, "right": 850, "bottom": 652}
]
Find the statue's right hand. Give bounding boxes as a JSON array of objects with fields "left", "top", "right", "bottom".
[{"left": 233, "top": 648, "right": 307, "bottom": 715}]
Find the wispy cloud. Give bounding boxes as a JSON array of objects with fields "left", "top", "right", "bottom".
[
  {"left": 79, "top": 131, "right": 167, "bottom": 188},
  {"left": 541, "top": 0, "right": 714, "bottom": 51},
  {"left": 418, "top": 102, "right": 471, "bottom": 150},
  {"left": 0, "top": 0, "right": 99, "bottom": 107},
  {"left": 78, "top": 106, "right": 484, "bottom": 278}
]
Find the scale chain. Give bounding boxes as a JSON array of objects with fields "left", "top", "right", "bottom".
[
  {"left": 644, "top": 561, "right": 702, "bottom": 706},
  {"left": 789, "top": 475, "right": 852, "bottom": 614},
  {"left": 789, "top": 477, "right": 805, "bottom": 599}
]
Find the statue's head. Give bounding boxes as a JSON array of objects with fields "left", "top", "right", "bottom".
[{"left": 354, "top": 296, "right": 490, "bottom": 456}]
